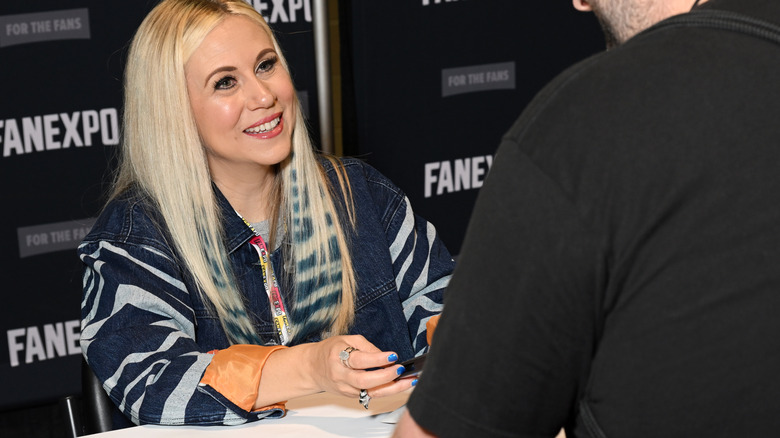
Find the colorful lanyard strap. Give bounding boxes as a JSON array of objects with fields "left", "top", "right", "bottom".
[{"left": 238, "top": 214, "right": 292, "bottom": 345}]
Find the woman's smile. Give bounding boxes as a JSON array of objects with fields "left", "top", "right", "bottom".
[{"left": 244, "top": 112, "right": 284, "bottom": 139}]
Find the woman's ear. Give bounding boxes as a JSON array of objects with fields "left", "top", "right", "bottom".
[{"left": 573, "top": 0, "right": 593, "bottom": 11}]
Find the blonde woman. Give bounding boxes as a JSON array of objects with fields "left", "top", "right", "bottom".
[{"left": 78, "top": 0, "right": 452, "bottom": 427}]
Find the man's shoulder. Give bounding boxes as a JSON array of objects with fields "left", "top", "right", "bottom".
[{"left": 501, "top": 17, "right": 739, "bottom": 148}]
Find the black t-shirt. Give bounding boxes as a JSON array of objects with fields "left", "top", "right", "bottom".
[{"left": 407, "top": 1, "right": 780, "bottom": 437}]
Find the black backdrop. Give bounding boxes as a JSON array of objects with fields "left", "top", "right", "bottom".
[
  {"left": 0, "top": 0, "right": 603, "bottom": 432},
  {"left": 0, "top": 2, "right": 146, "bottom": 411},
  {"left": 341, "top": 0, "right": 603, "bottom": 255},
  {"left": 0, "top": 0, "right": 317, "bottom": 413}
]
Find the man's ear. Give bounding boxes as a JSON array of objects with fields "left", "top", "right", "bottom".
[{"left": 573, "top": 0, "right": 593, "bottom": 11}]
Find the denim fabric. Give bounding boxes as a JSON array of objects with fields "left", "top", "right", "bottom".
[{"left": 79, "top": 157, "right": 453, "bottom": 425}]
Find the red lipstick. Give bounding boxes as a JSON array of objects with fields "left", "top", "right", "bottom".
[{"left": 244, "top": 112, "right": 284, "bottom": 139}]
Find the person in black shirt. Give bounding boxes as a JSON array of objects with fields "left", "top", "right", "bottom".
[{"left": 395, "top": 0, "right": 780, "bottom": 436}]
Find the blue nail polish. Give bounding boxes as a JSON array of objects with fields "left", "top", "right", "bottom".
[
  {"left": 396, "top": 366, "right": 406, "bottom": 376},
  {"left": 387, "top": 353, "right": 398, "bottom": 362},
  {"left": 412, "top": 379, "right": 418, "bottom": 386}
]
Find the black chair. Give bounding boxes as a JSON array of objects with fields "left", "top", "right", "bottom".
[
  {"left": 81, "top": 358, "right": 114, "bottom": 434},
  {"left": 62, "top": 358, "right": 114, "bottom": 436}
]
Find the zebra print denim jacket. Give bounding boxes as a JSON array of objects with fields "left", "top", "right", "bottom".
[{"left": 78, "top": 157, "right": 453, "bottom": 426}]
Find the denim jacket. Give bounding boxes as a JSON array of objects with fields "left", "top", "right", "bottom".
[{"left": 79, "top": 158, "right": 453, "bottom": 426}]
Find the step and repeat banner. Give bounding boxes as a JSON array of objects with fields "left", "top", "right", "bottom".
[
  {"left": 1, "top": 0, "right": 604, "bottom": 413},
  {"left": 0, "top": 0, "right": 317, "bottom": 410},
  {"left": 341, "top": 0, "right": 604, "bottom": 255}
]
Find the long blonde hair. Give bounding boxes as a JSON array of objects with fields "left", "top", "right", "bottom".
[{"left": 114, "top": 0, "right": 356, "bottom": 344}]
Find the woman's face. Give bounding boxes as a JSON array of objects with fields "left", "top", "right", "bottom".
[{"left": 185, "top": 15, "right": 296, "bottom": 186}]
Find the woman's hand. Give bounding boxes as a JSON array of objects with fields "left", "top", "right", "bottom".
[
  {"left": 255, "top": 335, "right": 415, "bottom": 409},
  {"left": 307, "top": 335, "right": 414, "bottom": 400}
]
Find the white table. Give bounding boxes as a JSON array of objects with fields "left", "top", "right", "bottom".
[{"left": 93, "top": 390, "right": 410, "bottom": 437}]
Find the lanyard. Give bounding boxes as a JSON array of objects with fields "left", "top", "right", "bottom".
[
  {"left": 248, "top": 234, "right": 292, "bottom": 345},
  {"left": 238, "top": 214, "right": 292, "bottom": 345}
]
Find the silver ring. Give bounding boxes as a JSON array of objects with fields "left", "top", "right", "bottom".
[
  {"left": 359, "top": 389, "right": 371, "bottom": 409},
  {"left": 339, "top": 346, "right": 357, "bottom": 369}
]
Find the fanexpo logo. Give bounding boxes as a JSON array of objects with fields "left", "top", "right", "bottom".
[
  {"left": 0, "top": 8, "right": 90, "bottom": 48},
  {"left": 424, "top": 154, "right": 493, "bottom": 198},
  {"left": 1, "top": 108, "right": 119, "bottom": 158},
  {"left": 7, "top": 320, "right": 81, "bottom": 367},
  {"left": 442, "top": 62, "right": 516, "bottom": 98},
  {"left": 249, "top": 0, "right": 312, "bottom": 23}
]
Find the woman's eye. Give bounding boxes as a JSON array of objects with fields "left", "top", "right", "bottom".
[
  {"left": 257, "top": 56, "right": 278, "bottom": 74},
  {"left": 214, "top": 76, "right": 236, "bottom": 90}
]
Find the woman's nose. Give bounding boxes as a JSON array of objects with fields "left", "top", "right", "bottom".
[{"left": 247, "top": 78, "right": 275, "bottom": 109}]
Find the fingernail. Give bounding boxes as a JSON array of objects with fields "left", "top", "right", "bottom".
[
  {"left": 396, "top": 366, "right": 406, "bottom": 376},
  {"left": 412, "top": 379, "right": 418, "bottom": 386},
  {"left": 387, "top": 353, "right": 398, "bottom": 362}
]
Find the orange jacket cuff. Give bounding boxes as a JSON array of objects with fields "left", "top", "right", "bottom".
[
  {"left": 200, "top": 344, "right": 287, "bottom": 412},
  {"left": 426, "top": 315, "right": 441, "bottom": 346}
]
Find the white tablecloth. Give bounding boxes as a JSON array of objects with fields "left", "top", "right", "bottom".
[{"left": 92, "top": 390, "right": 410, "bottom": 438}]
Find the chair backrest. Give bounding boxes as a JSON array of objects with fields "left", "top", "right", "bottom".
[{"left": 81, "top": 358, "right": 114, "bottom": 434}]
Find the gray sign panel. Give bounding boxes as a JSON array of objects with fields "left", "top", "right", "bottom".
[
  {"left": 18, "top": 217, "right": 96, "bottom": 258},
  {"left": 442, "top": 61, "right": 516, "bottom": 97},
  {"left": 0, "top": 8, "right": 90, "bottom": 48}
]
